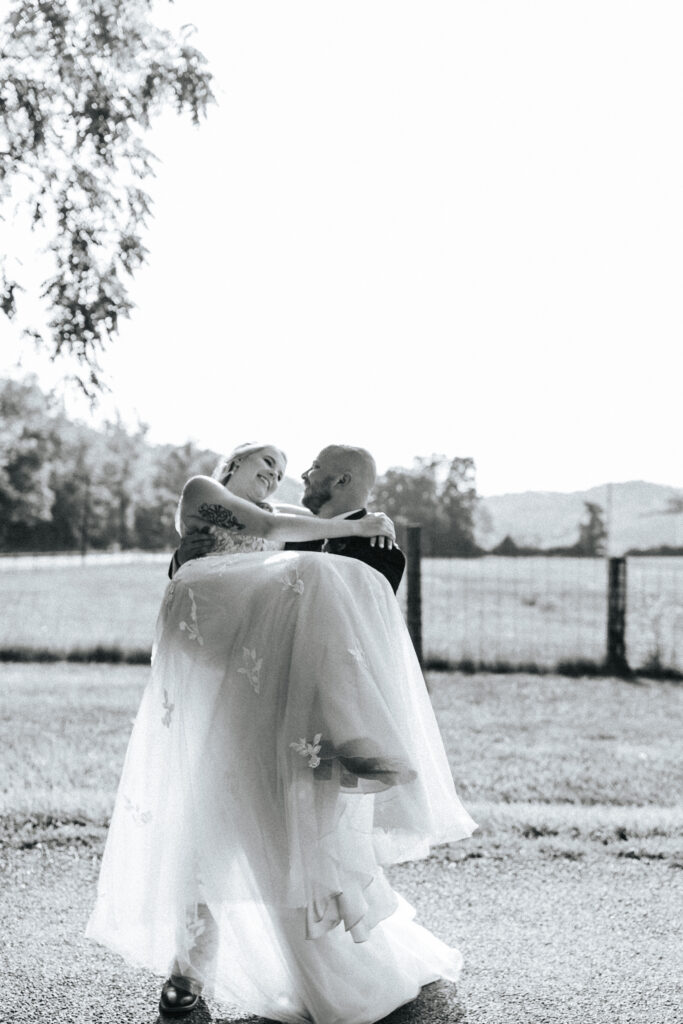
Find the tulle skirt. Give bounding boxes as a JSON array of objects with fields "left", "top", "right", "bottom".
[{"left": 86, "top": 551, "right": 477, "bottom": 1023}]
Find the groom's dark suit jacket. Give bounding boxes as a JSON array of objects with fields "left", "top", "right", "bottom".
[
  {"left": 169, "top": 509, "right": 406, "bottom": 594},
  {"left": 284, "top": 510, "right": 406, "bottom": 594}
]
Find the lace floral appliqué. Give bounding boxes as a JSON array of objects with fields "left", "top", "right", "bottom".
[
  {"left": 123, "top": 796, "right": 152, "bottom": 825},
  {"left": 210, "top": 532, "right": 278, "bottom": 554},
  {"left": 290, "top": 733, "right": 323, "bottom": 768},
  {"left": 161, "top": 689, "right": 174, "bottom": 728},
  {"left": 281, "top": 567, "right": 305, "bottom": 594},
  {"left": 347, "top": 642, "right": 367, "bottom": 666},
  {"left": 179, "top": 588, "right": 204, "bottom": 645},
  {"left": 163, "top": 580, "right": 177, "bottom": 612},
  {"left": 238, "top": 647, "right": 262, "bottom": 693}
]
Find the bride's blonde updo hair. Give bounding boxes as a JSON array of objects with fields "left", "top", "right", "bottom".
[{"left": 212, "top": 443, "right": 287, "bottom": 487}]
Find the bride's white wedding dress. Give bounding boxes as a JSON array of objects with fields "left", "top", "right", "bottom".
[{"left": 86, "top": 530, "right": 476, "bottom": 1024}]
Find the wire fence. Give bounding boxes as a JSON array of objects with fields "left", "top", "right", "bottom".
[
  {"left": 397, "top": 554, "right": 683, "bottom": 674},
  {"left": 1, "top": 548, "right": 680, "bottom": 674},
  {"left": 625, "top": 558, "right": 683, "bottom": 672}
]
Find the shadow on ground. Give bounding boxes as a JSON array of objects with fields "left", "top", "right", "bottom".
[{"left": 155, "top": 981, "right": 466, "bottom": 1024}]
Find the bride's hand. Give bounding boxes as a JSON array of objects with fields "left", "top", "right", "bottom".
[{"left": 356, "top": 512, "right": 396, "bottom": 549}]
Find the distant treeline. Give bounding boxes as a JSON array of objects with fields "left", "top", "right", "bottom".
[
  {"left": 624, "top": 545, "right": 683, "bottom": 557},
  {"left": 2, "top": 377, "right": 679, "bottom": 557},
  {"left": 1, "top": 376, "right": 218, "bottom": 553},
  {"left": 485, "top": 536, "right": 683, "bottom": 558}
]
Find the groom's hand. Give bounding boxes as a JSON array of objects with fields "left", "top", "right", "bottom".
[
  {"left": 369, "top": 535, "right": 394, "bottom": 549},
  {"left": 177, "top": 528, "right": 216, "bottom": 567},
  {"left": 357, "top": 512, "right": 396, "bottom": 549}
]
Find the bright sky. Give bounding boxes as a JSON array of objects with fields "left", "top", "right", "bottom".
[{"left": 3, "top": 0, "right": 682, "bottom": 496}]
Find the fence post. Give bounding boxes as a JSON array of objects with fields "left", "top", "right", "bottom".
[
  {"left": 406, "top": 525, "right": 423, "bottom": 669},
  {"left": 606, "top": 556, "right": 629, "bottom": 675}
]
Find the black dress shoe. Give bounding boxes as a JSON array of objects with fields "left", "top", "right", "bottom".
[{"left": 159, "top": 978, "right": 200, "bottom": 1017}]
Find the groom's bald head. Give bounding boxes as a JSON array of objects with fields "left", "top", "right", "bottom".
[
  {"left": 302, "top": 445, "right": 377, "bottom": 516},
  {"left": 320, "top": 445, "right": 377, "bottom": 493}
]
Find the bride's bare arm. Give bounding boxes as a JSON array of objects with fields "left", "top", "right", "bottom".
[
  {"left": 270, "top": 503, "right": 315, "bottom": 516},
  {"left": 180, "top": 477, "right": 395, "bottom": 544}
]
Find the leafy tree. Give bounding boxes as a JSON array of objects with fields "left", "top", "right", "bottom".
[
  {"left": 372, "top": 454, "right": 482, "bottom": 557},
  {"left": 575, "top": 501, "right": 607, "bottom": 556},
  {"left": 0, "top": 375, "right": 221, "bottom": 552},
  {"left": 492, "top": 534, "right": 520, "bottom": 556},
  {"left": 0, "top": 376, "right": 58, "bottom": 545},
  {"left": 372, "top": 464, "right": 435, "bottom": 526},
  {"left": 54, "top": 426, "right": 112, "bottom": 552},
  {"left": 371, "top": 459, "right": 439, "bottom": 554},
  {"left": 133, "top": 441, "right": 217, "bottom": 549},
  {"left": 98, "top": 417, "right": 150, "bottom": 548},
  {"left": 0, "top": 0, "right": 213, "bottom": 392},
  {"left": 436, "top": 456, "right": 480, "bottom": 556}
]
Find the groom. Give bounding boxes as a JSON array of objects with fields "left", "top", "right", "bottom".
[{"left": 169, "top": 445, "right": 406, "bottom": 593}]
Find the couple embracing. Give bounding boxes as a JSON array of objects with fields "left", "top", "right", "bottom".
[{"left": 87, "top": 442, "right": 476, "bottom": 1024}]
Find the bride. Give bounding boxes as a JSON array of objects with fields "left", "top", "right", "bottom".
[{"left": 86, "top": 443, "right": 477, "bottom": 1024}]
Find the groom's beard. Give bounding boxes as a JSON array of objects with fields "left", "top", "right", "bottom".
[{"left": 302, "top": 476, "right": 335, "bottom": 515}]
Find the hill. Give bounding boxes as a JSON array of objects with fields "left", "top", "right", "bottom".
[{"left": 475, "top": 481, "right": 683, "bottom": 554}]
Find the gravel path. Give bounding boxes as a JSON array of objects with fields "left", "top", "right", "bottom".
[{"left": 3, "top": 836, "right": 681, "bottom": 1024}]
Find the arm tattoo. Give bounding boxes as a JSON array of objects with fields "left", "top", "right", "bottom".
[{"left": 197, "top": 502, "right": 246, "bottom": 532}]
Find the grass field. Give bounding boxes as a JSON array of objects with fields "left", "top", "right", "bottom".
[
  {"left": 1, "top": 553, "right": 682, "bottom": 672},
  {"left": 0, "top": 556, "right": 168, "bottom": 653},
  {"left": 2, "top": 664, "right": 682, "bottom": 852}
]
